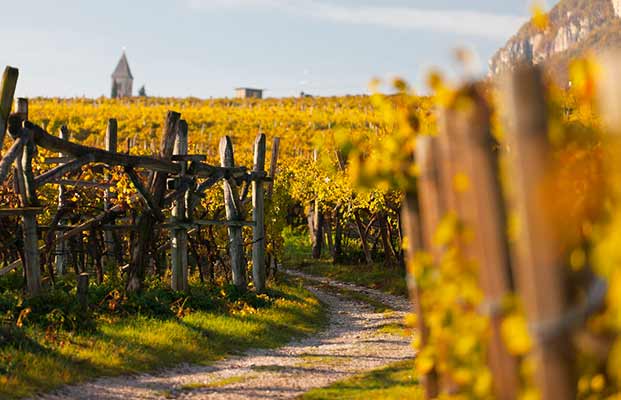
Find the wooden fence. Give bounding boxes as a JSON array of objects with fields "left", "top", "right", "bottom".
[
  {"left": 0, "top": 66, "right": 278, "bottom": 296},
  {"left": 404, "top": 65, "right": 609, "bottom": 400}
]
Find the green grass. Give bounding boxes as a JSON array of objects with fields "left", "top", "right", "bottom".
[
  {"left": 299, "top": 360, "right": 422, "bottom": 400},
  {"left": 283, "top": 227, "right": 408, "bottom": 297},
  {"left": 0, "top": 276, "right": 326, "bottom": 399}
]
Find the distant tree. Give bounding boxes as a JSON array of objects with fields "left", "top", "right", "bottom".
[{"left": 138, "top": 85, "right": 147, "bottom": 97}]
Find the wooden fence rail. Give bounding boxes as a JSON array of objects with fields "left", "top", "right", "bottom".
[{"left": 0, "top": 66, "right": 277, "bottom": 296}]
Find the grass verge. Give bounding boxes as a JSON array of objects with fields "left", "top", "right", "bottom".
[
  {"left": 0, "top": 274, "right": 325, "bottom": 399},
  {"left": 299, "top": 360, "right": 421, "bottom": 400},
  {"left": 283, "top": 227, "right": 407, "bottom": 297}
]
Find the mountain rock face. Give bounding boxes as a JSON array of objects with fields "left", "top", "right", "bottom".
[{"left": 490, "top": 0, "right": 620, "bottom": 78}]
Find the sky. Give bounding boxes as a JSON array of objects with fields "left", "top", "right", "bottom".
[{"left": 0, "top": 0, "right": 551, "bottom": 99}]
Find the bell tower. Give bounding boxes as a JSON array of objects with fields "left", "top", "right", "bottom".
[{"left": 111, "top": 51, "right": 133, "bottom": 98}]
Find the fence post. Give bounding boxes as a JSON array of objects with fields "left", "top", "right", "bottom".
[
  {"left": 103, "top": 119, "right": 118, "bottom": 272},
  {"left": 55, "top": 125, "right": 70, "bottom": 275},
  {"left": 77, "top": 272, "right": 89, "bottom": 311},
  {"left": 171, "top": 120, "right": 189, "bottom": 292},
  {"left": 220, "top": 136, "right": 246, "bottom": 290},
  {"left": 267, "top": 137, "right": 280, "bottom": 199},
  {"left": 412, "top": 135, "right": 443, "bottom": 398},
  {"left": 0, "top": 66, "right": 18, "bottom": 149},
  {"left": 127, "top": 111, "right": 180, "bottom": 292},
  {"left": 252, "top": 133, "right": 266, "bottom": 292},
  {"left": 501, "top": 66, "right": 575, "bottom": 400},
  {"left": 448, "top": 85, "right": 519, "bottom": 400},
  {"left": 15, "top": 98, "right": 41, "bottom": 296},
  {"left": 310, "top": 149, "right": 323, "bottom": 259}
]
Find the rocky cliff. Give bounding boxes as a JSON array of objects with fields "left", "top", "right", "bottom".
[{"left": 489, "top": 0, "right": 620, "bottom": 79}]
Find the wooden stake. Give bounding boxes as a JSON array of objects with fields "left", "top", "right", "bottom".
[
  {"left": 0, "top": 66, "right": 18, "bottom": 148},
  {"left": 171, "top": 120, "right": 189, "bottom": 292},
  {"left": 220, "top": 136, "right": 246, "bottom": 289},
  {"left": 412, "top": 135, "right": 443, "bottom": 398},
  {"left": 77, "top": 272, "right": 89, "bottom": 311},
  {"left": 267, "top": 136, "right": 280, "bottom": 199},
  {"left": 55, "top": 126, "right": 70, "bottom": 275},
  {"left": 252, "top": 133, "right": 266, "bottom": 292},
  {"left": 103, "top": 119, "right": 118, "bottom": 272},
  {"left": 13, "top": 99, "right": 41, "bottom": 296},
  {"left": 127, "top": 111, "right": 180, "bottom": 292},
  {"left": 501, "top": 66, "right": 575, "bottom": 400},
  {"left": 448, "top": 85, "right": 519, "bottom": 400}
]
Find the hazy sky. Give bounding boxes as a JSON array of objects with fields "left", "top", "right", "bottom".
[{"left": 0, "top": 0, "right": 549, "bottom": 98}]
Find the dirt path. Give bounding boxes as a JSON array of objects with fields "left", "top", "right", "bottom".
[{"left": 35, "top": 269, "right": 414, "bottom": 400}]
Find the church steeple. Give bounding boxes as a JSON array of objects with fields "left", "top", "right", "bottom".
[{"left": 111, "top": 51, "right": 133, "bottom": 98}]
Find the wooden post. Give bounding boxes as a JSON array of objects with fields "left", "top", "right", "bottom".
[
  {"left": 412, "top": 135, "right": 442, "bottom": 398},
  {"left": 14, "top": 99, "right": 41, "bottom": 295},
  {"left": 171, "top": 120, "right": 189, "bottom": 292},
  {"left": 55, "top": 126, "right": 70, "bottom": 275},
  {"left": 415, "top": 136, "right": 445, "bottom": 261},
  {"left": 252, "top": 133, "right": 266, "bottom": 292},
  {"left": 310, "top": 149, "right": 323, "bottom": 259},
  {"left": 127, "top": 111, "right": 180, "bottom": 292},
  {"left": 448, "top": 85, "right": 519, "bottom": 400},
  {"left": 220, "top": 136, "right": 246, "bottom": 289},
  {"left": 267, "top": 137, "right": 280, "bottom": 199},
  {"left": 402, "top": 191, "right": 439, "bottom": 399},
  {"left": 0, "top": 66, "right": 18, "bottom": 149},
  {"left": 501, "top": 66, "right": 575, "bottom": 400},
  {"left": 103, "top": 119, "right": 118, "bottom": 272},
  {"left": 77, "top": 272, "right": 89, "bottom": 311}
]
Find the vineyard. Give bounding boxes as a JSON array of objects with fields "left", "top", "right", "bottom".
[{"left": 0, "top": 55, "right": 620, "bottom": 400}]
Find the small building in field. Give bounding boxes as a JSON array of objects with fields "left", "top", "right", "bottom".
[
  {"left": 111, "top": 52, "right": 133, "bottom": 98},
  {"left": 235, "top": 87, "right": 263, "bottom": 99}
]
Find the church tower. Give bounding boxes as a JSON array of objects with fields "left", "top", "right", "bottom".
[{"left": 111, "top": 51, "right": 133, "bottom": 98}]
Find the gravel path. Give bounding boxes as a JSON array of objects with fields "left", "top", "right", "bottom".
[{"left": 35, "top": 269, "right": 414, "bottom": 400}]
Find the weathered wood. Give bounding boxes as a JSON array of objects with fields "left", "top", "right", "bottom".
[
  {"left": 35, "top": 153, "right": 95, "bottom": 186},
  {"left": 171, "top": 120, "right": 189, "bottom": 292},
  {"left": 15, "top": 98, "right": 28, "bottom": 121},
  {"left": 252, "top": 133, "right": 267, "bottom": 292},
  {"left": 171, "top": 154, "right": 206, "bottom": 162},
  {"left": 22, "top": 121, "right": 181, "bottom": 174},
  {"left": 13, "top": 99, "right": 42, "bottom": 295},
  {"left": 22, "top": 214, "right": 41, "bottom": 295},
  {"left": 0, "top": 137, "right": 24, "bottom": 183},
  {"left": 413, "top": 135, "right": 447, "bottom": 398},
  {"left": 0, "top": 207, "right": 43, "bottom": 216},
  {"left": 501, "top": 66, "right": 574, "bottom": 400},
  {"left": 402, "top": 192, "right": 438, "bottom": 399},
  {"left": 220, "top": 136, "right": 246, "bottom": 289},
  {"left": 0, "top": 66, "right": 18, "bottom": 148},
  {"left": 77, "top": 273, "right": 89, "bottom": 310},
  {"left": 125, "top": 167, "right": 164, "bottom": 221},
  {"left": 127, "top": 111, "right": 180, "bottom": 292},
  {"left": 310, "top": 149, "right": 323, "bottom": 259},
  {"left": 415, "top": 136, "right": 444, "bottom": 259},
  {"left": 44, "top": 156, "right": 75, "bottom": 164},
  {"left": 55, "top": 126, "right": 71, "bottom": 276},
  {"left": 267, "top": 136, "right": 280, "bottom": 198},
  {"left": 448, "top": 84, "right": 519, "bottom": 400},
  {"left": 103, "top": 119, "right": 118, "bottom": 272},
  {"left": 20, "top": 131, "right": 38, "bottom": 207}
]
